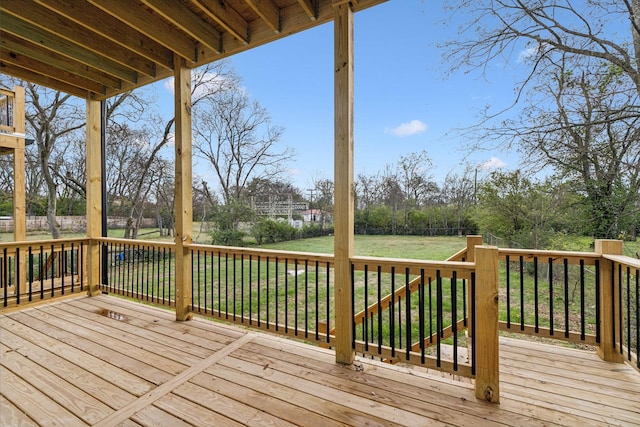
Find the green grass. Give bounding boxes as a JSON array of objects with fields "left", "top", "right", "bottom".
[{"left": 259, "top": 235, "right": 467, "bottom": 260}]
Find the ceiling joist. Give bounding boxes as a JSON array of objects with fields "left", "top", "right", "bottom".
[{"left": 0, "top": 0, "right": 386, "bottom": 100}]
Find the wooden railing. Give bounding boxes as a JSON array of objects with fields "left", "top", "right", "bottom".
[
  {"left": 2, "top": 235, "right": 637, "bottom": 401},
  {"left": 497, "top": 248, "right": 601, "bottom": 345},
  {"left": 0, "top": 238, "right": 88, "bottom": 307},
  {"left": 189, "top": 244, "right": 335, "bottom": 345},
  {"left": 96, "top": 237, "right": 176, "bottom": 307},
  {"left": 602, "top": 253, "right": 639, "bottom": 370}
]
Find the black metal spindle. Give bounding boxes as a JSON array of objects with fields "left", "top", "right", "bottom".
[
  {"left": 519, "top": 255, "right": 524, "bottom": 330},
  {"left": 284, "top": 258, "right": 288, "bottom": 332},
  {"left": 326, "top": 262, "right": 330, "bottom": 343},
  {"left": 452, "top": 272, "right": 458, "bottom": 371},
  {"left": 626, "top": 266, "right": 631, "bottom": 360},
  {"left": 275, "top": 257, "right": 279, "bottom": 330},
  {"left": 15, "top": 248, "right": 20, "bottom": 304},
  {"left": 595, "top": 260, "right": 600, "bottom": 344},
  {"left": 462, "top": 276, "right": 467, "bottom": 327},
  {"left": 564, "top": 258, "right": 569, "bottom": 338},
  {"left": 534, "top": 257, "right": 539, "bottom": 332},
  {"left": 28, "top": 247, "right": 33, "bottom": 301},
  {"left": 377, "top": 265, "right": 382, "bottom": 354},
  {"left": 364, "top": 265, "right": 369, "bottom": 351},
  {"left": 405, "top": 267, "right": 411, "bottom": 361},
  {"left": 49, "top": 244, "right": 54, "bottom": 297},
  {"left": 225, "top": 252, "right": 229, "bottom": 319},
  {"left": 428, "top": 277, "right": 433, "bottom": 343},
  {"left": 60, "top": 244, "right": 65, "bottom": 295},
  {"left": 294, "top": 259, "right": 299, "bottom": 335},
  {"left": 303, "top": 260, "right": 307, "bottom": 337},
  {"left": 351, "top": 263, "right": 355, "bottom": 350},
  {"left": 506, "top": 255, "right": 511, "bottom": 328},
  {"left": 419, "top": 269, "right": 425, "bottom": 364},
  {"left": 390, "top": 266, "right": 395, "bottom": 357},
  {"left": 266, "top": 257, "right": 270, "bottom": 328},
  {"left": 635, "top": 269, "right": 639, "bottom": 368},
  {"left": 241, "top": 254, "right": 245, "bottom": 323},
  {"left": 217, "top": 252, "right": 222, "bottom": 317},
  {"left": 162, "top": 248, "right": 167, "bottom": 303},
  {"left": 257, "top": 256, "right": 262, "bottom": 327},
  {"left": 611, "top": 262, "right": 616, "bottom": 349},
  {"left": 471, "top": 272, "right": 476, "bottom": 376},
  {"left": 580, "top": 260, "right": 585, "bottom": 340},
  {"left": 549, "top": 258, "right": 554, "bottom": 335},
  {"left": 2, "top": 248, "right": 6, "bottom": 307},
  {"left": 70, "top": 244, "right": 75, "bottom": 292},
  {"left": 39, "top": 246, "right": 44, "bottom": 300},
  {"left": 168, "top": 248, "right": 172, "bottom": 304},
  {"left": 249, "top": 255, "right": 253, "bottom": 325},
  {"left": 51, "top": 245, "right": 56, "bottom": 297},
  {"left": 191, "top": 249, "right": 199, "bottom": 313},
  {"left": 436, "top": 270, "right": 442, "bottom": 368},
  {"left": 232, "top": 253, "right": 236, "bottom": 321},
  {"left": 314, "top": 260, "right": 318, "bottom": 340}
]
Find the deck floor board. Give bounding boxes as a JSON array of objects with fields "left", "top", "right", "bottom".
[{"left": 1, "top": 295, "right": 639, "bottom": 427}]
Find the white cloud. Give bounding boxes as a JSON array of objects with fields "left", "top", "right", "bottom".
[
  {"left": 164, "top": 73, "right": 237, "bottom": 100},
  {"left": 479, "top": 156, "right": 506, "bottom": 170},
  {"left": 385, "top": 119, "right": 428, "bottom": 137},
  {"left": 518, "top": 43, "right": 547, "bottom": 63}
]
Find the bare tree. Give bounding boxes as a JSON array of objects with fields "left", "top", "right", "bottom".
[
  {"left": 441, "top": 0, "right": 640, "bottom": 237},
  {"left": 193, "top": 76, "right": 293, "bottom": 205},
  {"left": 25, "top": 83, "right": 84, "bottom": 238}
]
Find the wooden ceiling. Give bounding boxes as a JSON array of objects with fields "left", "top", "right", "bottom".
[{"left": 0, "top": 0, "right": 385, "bottom": 100}]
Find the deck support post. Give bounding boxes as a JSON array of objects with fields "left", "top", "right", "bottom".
[
  {"left": 12, "top": 86, "right": 26, "bottom": 244},
  {"left": 474, "top": 245, "right": 500, "bottom": 403},
  {"left": 86, "top": 96, "right": 102, "bottom": 296},
  {"left": 595, "top": 239, "right": 624, "bottom": 363},
  {"left": 12, "top": 86, "right": 26, "bottom": 289},
  {"left": 333, "top": 0, "right": 355, "bottom": 364},
  {"left": 174, "top": 54, "right": 194, "bottom": 321}
]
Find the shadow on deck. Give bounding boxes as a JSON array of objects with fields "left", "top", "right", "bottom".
[{"left": 1, "top": 295, "right": 638, "bottom": 426}]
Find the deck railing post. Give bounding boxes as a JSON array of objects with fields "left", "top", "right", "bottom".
[
  {"left": 594, "top": 239, "right": 624, "bottom": 363},
  {"left": 474, "top": 245, "right": 500, "bottom": 403}
]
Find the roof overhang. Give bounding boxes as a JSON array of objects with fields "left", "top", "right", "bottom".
[{"left": 0, "top": 0, "right": 385, "bottom": 100}]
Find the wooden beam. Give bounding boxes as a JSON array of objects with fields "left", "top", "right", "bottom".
[
  {"left": 141, "top": 0, "right": 222, "bottom": 54},
  {"left": 1, "top": 0, "right": 155, "bottom": 78},
  {"left": 190, "top": 0, "right": 249, "bottom": 45},
  {"left": 1, "top": 32, "right": 121, "bottom": 90},
  {"left": 474, "top": 245, "right": 500, "bottom": 403},
  {"left": 0, "top": 63, "right": 89, "bottom": 99},
  {"left": 0, "top": 12, "right": 137, "bottom": 84},
  {"left": 0, "top": 50, "right": 105, "bottom": 95},
  {"left": 86, "top": 97, "right": 102, "bottom": 296},
  {"left": 35, "top": 0, "right": 174, "bottom": 71},
  {"left": 594, "top": 239, "right": 625, "bottom": 363},
  {"left": 333, "top": 1, "right": 354, "bottom": 365},
  {"left": 174, "top": 54, "right": 194, "bottom": 322},
  {"left": 88, "top": 0, "right": 198, "bottom": 63},
  {"left": 245, "top": 0, "right": 281, "bottom": 34},
  {"left": 297, "top": 0, "right": 318, "bottom": 20}
]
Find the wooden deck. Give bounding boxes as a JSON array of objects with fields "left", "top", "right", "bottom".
[{"left": 1, "top": 295, "right": 638, "bottom": 427}]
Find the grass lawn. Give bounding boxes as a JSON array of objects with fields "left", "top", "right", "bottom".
[{"left": 259, "top": 235, "right": 468, "bottom": 260}]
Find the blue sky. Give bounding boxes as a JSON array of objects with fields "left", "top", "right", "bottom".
[{"left": 162, "top": 1, "right": 525, "bottom": 190}]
